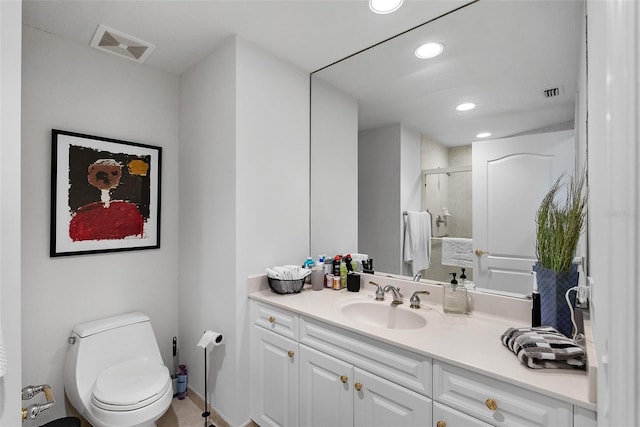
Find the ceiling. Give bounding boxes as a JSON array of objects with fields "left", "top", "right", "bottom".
[
  {"left": 313, "top": 0, "right": 583, "bottom": 146},
  {"left": 22, "top": 0, "right": 471, "bottom": 75},
  {"left": 22, "top": 0, "right": 584, "bottom": 147}
]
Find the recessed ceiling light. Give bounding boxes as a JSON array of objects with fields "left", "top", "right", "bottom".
[
  {"left": 414, "top": 42, "right": 444, "bottom": 59},
  {"left": 476, "top": 132, "right": 491, "bottom": 138},
  {"left": 456, "top": 103, "right": 476, "bottom": 111},
  {"left": 369, "top": 0, "right": 404, "bottom": 14}
]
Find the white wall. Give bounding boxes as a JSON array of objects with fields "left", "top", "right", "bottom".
[
  {"left": 21, "top": 26, "right": 180, "bottom": 424},
  {"left": 358, "top": 124, "right": 401, "bottom": 274},
  {"left": 310, "top": 77, "right": 358, "bottom": 257},
  {"left": 178, "top": 35, "right": 237, "bottom": 425},
  {"left": 400, "top": 125, "right": 422, "bottom": 276},
  {"left": 179, "top": 35, "right": 309, "bottom": 426},
  {"left": 358, "top": 123, "right": 422, "bottom": 275},
  {"left": 400, "top": 125, "right": 422, "bottom": 216},
  {"left": 0, "top": 1, "right": 23, "bottom": 425}
]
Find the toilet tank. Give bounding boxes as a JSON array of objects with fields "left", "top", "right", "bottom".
[{"left": 64, "top": 312, "right": 164, "bottom": 407}]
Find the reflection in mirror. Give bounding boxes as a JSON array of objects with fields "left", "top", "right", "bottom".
[
  {"left": 310, "top": 0, "right": 586, "bottom": 297},
  {"left": 424, "top": 167, "right": 472, "bottom": 284}
]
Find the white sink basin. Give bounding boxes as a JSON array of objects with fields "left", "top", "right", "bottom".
[{"left": 337, "top": 300, "right": 427, "bottom": 330}]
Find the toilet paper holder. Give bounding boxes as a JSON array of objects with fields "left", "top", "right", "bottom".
[{"left": 197, "top": 330, "right": 224, "bottom": 348}]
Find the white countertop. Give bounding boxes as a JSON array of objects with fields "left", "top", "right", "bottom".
[{"left": 249, "top": 281, "right": 595, "bottom": 412}]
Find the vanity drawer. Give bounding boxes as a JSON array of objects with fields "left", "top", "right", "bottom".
[
  {"left": 300, "top": 316, "right": 432, "bottom": 397},
  {"left": 252, "top": 301, "right": 299, "bottom": 340},
  {"left": 433, "top": 361, "right": 572, "bottom": 427},
  {"left": 433, "top": 401, "right": 492, "bottom": 427}
]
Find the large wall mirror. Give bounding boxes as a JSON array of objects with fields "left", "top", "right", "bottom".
[{"left": 310, "top": 0, "right": 586, "bottom": 298}]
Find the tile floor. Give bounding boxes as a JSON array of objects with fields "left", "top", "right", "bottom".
[
  {"left": 65, "top": 390, "right": 237, "bottom": 427},
  {"left": 158, "top": 395, "right": 223, "bottom": 427}
]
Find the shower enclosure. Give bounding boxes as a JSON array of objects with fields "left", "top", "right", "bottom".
[{"left": 421, "top": 166, "right": 473, "bottom": 283}]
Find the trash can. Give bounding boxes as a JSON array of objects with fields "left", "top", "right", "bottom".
[{"left": 40, "top": 417, "right": 81, "bottom": 427}]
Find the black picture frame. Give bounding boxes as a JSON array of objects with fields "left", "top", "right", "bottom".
[{"left": 50, "top": 129, "right": 162, "bottom": 257}]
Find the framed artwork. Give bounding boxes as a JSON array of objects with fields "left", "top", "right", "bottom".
[{"left": 50, "top": 129, "right": 162, "bottom": 256}]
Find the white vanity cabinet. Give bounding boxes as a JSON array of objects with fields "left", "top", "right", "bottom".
[
  {"left": 249, "top": 298, "right": 593, "bottom": 427},
  {"left": 250, "top": 303, "right": 300, "bottom": 427},
  {"left": 298, "top": 344, "right": 432, "bottom": 427}
]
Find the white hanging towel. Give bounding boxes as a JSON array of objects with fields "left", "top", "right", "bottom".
[
  {"left": 0, "top": 328, "right": 6, "bottom": 378},
  {"left": 403, "top": 211, "right": 432, "bottom": 276},
  {"left": 442, "top": 237, "right": 474, "bottom": 268}
]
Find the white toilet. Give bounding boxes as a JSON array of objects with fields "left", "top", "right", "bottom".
[{"left": 64, "top": 312, "right": 173, "bottom": 427}]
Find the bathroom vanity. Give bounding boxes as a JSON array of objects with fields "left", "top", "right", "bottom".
[{"left": 248, "top": 277, "right": 596, "bottom": 427}]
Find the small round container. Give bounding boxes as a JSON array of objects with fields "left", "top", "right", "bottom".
[{"left": 310, "top": 266, "right": 324, "bottom": 291}]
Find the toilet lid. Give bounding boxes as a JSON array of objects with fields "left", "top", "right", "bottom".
[{"left": 91, "top": 358, "right": 170, "bottom": 411}]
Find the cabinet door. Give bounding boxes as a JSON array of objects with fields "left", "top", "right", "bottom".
[
  {"left": 299, "top": 344, "right": 353, "bottom": 427},
  {"left": 354, "top": 367, "right": 432, "bottom": 427},
  {"left": 433, "top": 401, "right": 492, "bottom": 427},
  {"left": 250, "top": 326, "right": 298, "bottom": 427}
]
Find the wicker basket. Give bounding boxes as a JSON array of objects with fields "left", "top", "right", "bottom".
[{"left": 267, "top": 277, "right": 305, "bottom": 294}]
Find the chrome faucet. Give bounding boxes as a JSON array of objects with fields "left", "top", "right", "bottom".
[
  {"left": 368, "top": 281, "right": 385, "bottom": 301},
  {"left": 383, "top": 285, "right": 404, "bottom": 305},
  {"left": 410, "top": 290, "right": 430, "bottom": 309},
  {"left": 412, "top": 273, "right": 423, "bottom": 282}
]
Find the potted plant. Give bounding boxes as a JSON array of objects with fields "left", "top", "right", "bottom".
[{"left": 533, "top": 171, "right": 587, "bottom": 337}]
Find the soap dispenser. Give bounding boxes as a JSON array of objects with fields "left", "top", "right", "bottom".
[
  {"left": 459, "top": 268, "right": 467, "bottom": 285},
  {"left": 443, "top": 272, "right": 469, "bottom": 314}
]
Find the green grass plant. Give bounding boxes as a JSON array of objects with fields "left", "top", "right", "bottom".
[{"left": 535, "top": 171, "right": 587, "bottom": 272}]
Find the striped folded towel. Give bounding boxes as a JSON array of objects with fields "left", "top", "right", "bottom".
[{"left": 501, "top": 326, "right": 586, "bottom": 370}]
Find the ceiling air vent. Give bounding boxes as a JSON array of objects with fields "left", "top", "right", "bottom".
[
  {"left": 543, "top": 86, "right": 564, "bottom": 99},
  {"left": 90, "top": 24, "right": 155, "bottom": 64}
]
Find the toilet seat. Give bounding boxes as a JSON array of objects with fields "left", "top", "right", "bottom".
[{"left": 91, "top": 358, "right": 171, "bottom": 412}]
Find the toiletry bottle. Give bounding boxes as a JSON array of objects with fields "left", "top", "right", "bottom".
[
  {"left": 303, "top": 257, "right": 315, "bottom": 269},
  {"left": 344, "top": 254, "right": 353, "bottom": 272},
  {"left": 323, "top": 258, "right": 333, "bottom": 287},
  {"left": 177, "top": 364, "right": 188, "bottom": 400},
  {"left": 333, "top": 255, "right": 342, "bottom": 277},
  {"left": 302, "top": 257, "right": 315, "bottom": 283},
  {"left": 340, "top": 259, "right": 348, "bottom": 288},
  {"left": 531, "top": 271, "right": 541, "bottom": 327},
  {"left": 443, "top": 272, "right": 468, "bottom": 314},
  {"left": 333, "top": 275, "right": 341, "bottom": 290},
  {"left": 311, "top": 264, "right": 324, "bottom": 291},
  {"left": 459, "top": 268, "right": 467, "bottom": 285}
]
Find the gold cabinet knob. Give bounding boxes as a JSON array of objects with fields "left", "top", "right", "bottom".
[
  {"left": 436, "top": 421, "right": 447, "bottom": 427},
  {"left": 268, "top": 316, "right": 276, "bottom": 323},
  {"left": 340, "top": 375, "right": 348, "bottom": 384},
  {"left": 287, "top": 350, "right": 294, "bottom": 358},
  {"left": 354, "top": 382, "right": 362, "bottom": 391},
  {"left": 485, "top": 398, "right": 498, "bottom": 411}
]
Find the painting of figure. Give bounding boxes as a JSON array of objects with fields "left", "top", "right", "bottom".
[{"left": 51, "top": 130, "right": 161, "bottom": 256}]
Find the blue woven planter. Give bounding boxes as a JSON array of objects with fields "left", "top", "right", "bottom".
[{"left": 533, "top": 263, "right": 578, "bottom": 337}]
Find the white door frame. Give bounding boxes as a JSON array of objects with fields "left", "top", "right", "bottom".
[
  {"left": 0, "top": 1, "right": 23, "bottom": 425},
  {"left": 587, "top": 0, "right": 640, "bottom": 425}
]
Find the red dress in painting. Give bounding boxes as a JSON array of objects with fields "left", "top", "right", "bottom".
[{"left": 69, "top": 201, "right": 144, "bottom": 241}]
